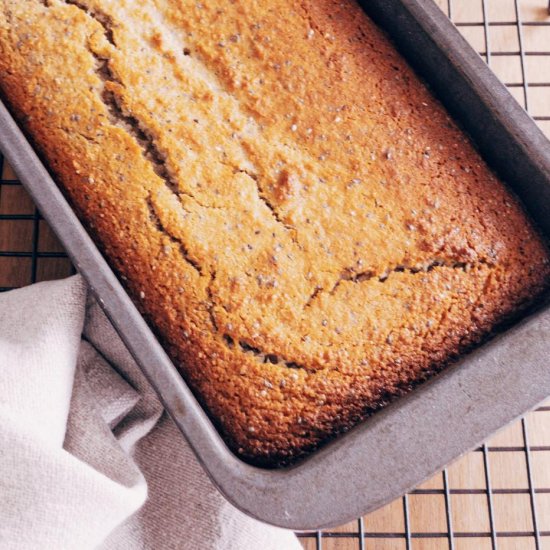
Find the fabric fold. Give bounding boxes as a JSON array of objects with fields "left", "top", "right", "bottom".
[{"left": 0, "top": 276, "right": 300, "bottom": 550}]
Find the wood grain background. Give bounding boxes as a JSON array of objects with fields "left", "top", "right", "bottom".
[{"left": 0, "top": 0, "right": 549, "bottom": 548}]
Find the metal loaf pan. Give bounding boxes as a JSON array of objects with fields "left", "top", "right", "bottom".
[{"left": 1, "top": 0, "right": 550, "bottom": 531}]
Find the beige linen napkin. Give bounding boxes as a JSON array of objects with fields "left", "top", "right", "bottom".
[{"left": 0, "top": 275, "right": 301, "bottom": 550}]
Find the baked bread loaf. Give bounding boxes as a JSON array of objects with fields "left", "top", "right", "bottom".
[{"left": 1, "top": 0, "right": 549, "bottom": 466}]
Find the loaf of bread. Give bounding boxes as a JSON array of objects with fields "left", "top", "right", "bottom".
[{"left": 1, "top": 0, "right": 549, "bottom": 466}]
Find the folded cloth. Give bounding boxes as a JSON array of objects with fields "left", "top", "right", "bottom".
[{"left": 0, "top": 275, "right": 301, "bottom": 550}]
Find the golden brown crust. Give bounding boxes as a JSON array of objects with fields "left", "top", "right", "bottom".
[{"left": 1, "top": 0, "right": 549, "bottom": 466}]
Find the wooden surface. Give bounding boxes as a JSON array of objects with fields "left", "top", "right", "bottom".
[{"left": 0, "top": 0, "right": 549, "bottom": 548}]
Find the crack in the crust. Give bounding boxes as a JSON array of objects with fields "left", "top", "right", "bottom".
[
  {"left": 235, "top": 168, "right": 296, "bottom": 234},
  {"left": 60, "top": 4, "right": 167, "bottom": 177},
  {"left": 101, "top": 84, "right": 217, "bottom": 207},
  {"left": 101, "top": 80, "right": 183, "bottom": 198},
  {"left": 206, "top": 270, "right": 219, "bottom": 331},
  {"left": 58, "top": 0, "right": 197, "bottom": 203},
  {"left": 304, "top": 286, "right": 323, "bottom": 308},
  {"left": 222, "top": 334, "right": 308, "bottom": 372},
  {"left": 305, "top": 258, "right": 494, "bottom": 307},
  {"left": 146, "top": 195, "right": 203, "bottom": 276},
  {"left": 98, "top": 75, "right": 221, "bottom": 210},
  {"left": 62, "top": 0, "right": 116, "bottom": 46}
]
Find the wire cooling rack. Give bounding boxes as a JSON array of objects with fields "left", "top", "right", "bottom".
[
  {"left": 0, "top": 159, "right": 74, "bottom": 289},
  {"left": 0, "top": 1, "right": 549, "bottom": 549}
]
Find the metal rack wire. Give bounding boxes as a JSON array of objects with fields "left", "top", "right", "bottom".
[
  {"left": 0, "top": 0, "right": 549, "bottom": 549},
  {"left": 0, "top": 157, "right": 74, "bottom": 290}
]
